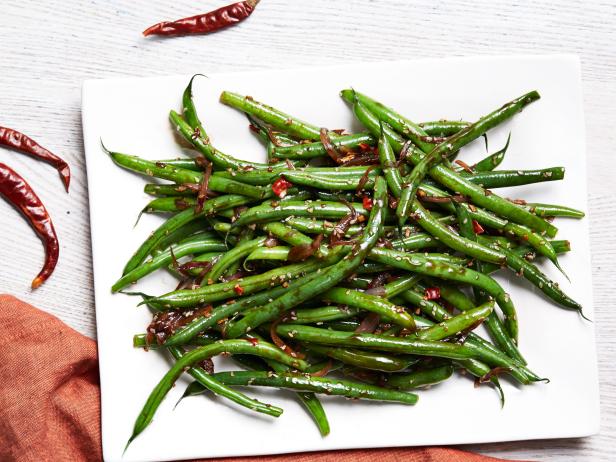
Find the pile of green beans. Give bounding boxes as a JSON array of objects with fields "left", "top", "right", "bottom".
[{"left": 113, "top": 76, "right": 586, "bottom": 449}]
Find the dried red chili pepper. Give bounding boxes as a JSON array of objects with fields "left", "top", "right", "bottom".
[
  {"left": 0, "top": 163, "right": 59, "bottom": 288},
  {"left": 271, "top": 178, "right": 292, "bottom": 198},
  {"left": 233, "top": 284, "right": 245, "bottom": 296},
  {"left": 362, "top": 196, "right": 373, "bottom": 211},
  {"left": 424, "top": 287, "right": 441, "bottom": 300},
  {"left": 472, "top": 219, "right": 485, "bottom": 234},
  {"left": 0, "top": 126, "right": 70, "bottom": 191},
  {"left": 143, "top": 0, "right": 260, "bottom": 37}
]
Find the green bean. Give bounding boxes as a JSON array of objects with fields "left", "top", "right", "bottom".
[
  {"left": 239, "top": 331, "right": 331, "bottom": 436},
  {"left": 368, "top": 248, "right": 518, "bottom": 341},
  {"left": 283, "top": 305, "right": 360, "bottom": 324},
  {"left": 152, "top": 158, "right": 201, "bottom": 171},
  {"left": 379, "top": 275, "right": 423, "bottom": 299},
  {"left": 479, "top": 239, "right": 569, "bottom": 274},
  {"left": 419, "top": 120, "right": 469, "bottom": 137},
  {"left": 340, "top": 90, "right": 434, "bottom": 152},
  {"left": 415, "top": 301, "right": 494, "bottom": 340},
  {"left": 454, "top": 201, "right": 486, "bottom": 306},
  {"left": 378, "top": 126, "right": 404, "bottom": 197},
  {"left": 272, "top": 133, "right": 375, "bottom": 160},
  {"left": 145, "top": 253, "right": 344, "bottom": 309},
  {"left": 203, "top": 236, "right": 267, "bottom": 284},
  {"left": 410, "top": 278, "right": 524, "bottom": 366},
  {"left": 284, "top": 217, "right": 363, "bottom": 237},
  {"left": 524, "top": 203, "right": 585, "bottom": 219},
  {"left": 141, "top": 196, "right": 197, "bottom": 213},
  {"left": 127, "top": 339, "right": 309, "bottom": 447},
  {"left": 276, "top": 324, "right": 482, "bottom": 361},
  {"left": 215, "top": 165, "right": 381, "bottom": 186},
  {"left": 296, "top": 392, "right": 330, "bottom": 436},
  {"left": 408, "top": 200, "right": 507, "bottom": 265},
  {"left": 481, "top": 237, "right": 583, "bottom": 314},
  {"left": 283, "top": 171, "right": 374, "bottom": 191},
  {"left": 386, "top": 365, "right": 455, "bottom": 390},
  {"left": 182, "top": 74, "right": 207, "bottom": 139},
  {"left": 224, "top": 177, "right": 388, "bottom": 338},
  {"left": 169, "top": 110, "right": 270, "bottom": 170},
  {"left": 151, "top": 218, "right": 211, "bottom": 253},
  {"left": 212, "top": 370, "right": 418, "bottom": 405},
  {"left": 307, "top": 345, "right": 416, "bottom": 372},
  {"left": 418, "top": 181, "right": 559, "bottom": 265},
  {"left": 322, "top": 287, "right": 416, "bottom": 330},
  {"left": 460, "top": 167, "right": 565, "bottom": 188},
  {"left": 220, "top": 91, "right": 326, "bottom": 141},
  {"left": 144, "top": 183, "right": 198, "bottom": 197},
  {"left": 167, "top": 346, "right": 282, "bottom": 424},
  {"left": 132, "top": 332, "right": 218, "bottom": 349},
  {"left": 106, "top": 149, "right": 267, "bottom": 198},
  {"left": 122, "top": 195, "right": 253, "bottom": 275},
  {"left": 164, "top": 282, "right": 302, "bottom": 347},
  {"left": 350, "top": 101, "right": 558, "bottom": 237},
  {"left": 232, "top": 200, "right": 368, "bottom": 228},
  {"left": 473, "top": 133, "right": 510, "bottom": 172},
  {"left": 399, "top": 288, "right": 529, "bottom": 378},
  {"left": 112, "top": 233, "right": 226, "bottom": 292},
  {"left": 245, "top": 246, "right": 293, "bottom": 263},
  {"left": 347, "top": 90, "right": 541, "bottom": 226},
  {"left": 389, "top": 233, "right": 441, "bottom": 252}
]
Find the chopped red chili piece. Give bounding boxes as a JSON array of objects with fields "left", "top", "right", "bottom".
[
  {"left": 233, "top": 284, "right": 245, "bottom": 296},
  {"left": 0, "top": 126, "right": 70, "bottom": 191},
  {"left": 143, "top": 0, "right": 260, "bottom": 37},
  {"left": 245, "top": 337, "right": 259, "bottom": 346},
  {"left": 424, "top": 287, "right": 441, "bottom": 300},
  {"left": 358, "top": 142, "right": 372, "bottom": 152},
  {"left": 362, "top": 196, "right": 373, "bottom": 211},
  {"left": 472, "top": 219, "right": 485, "bottom": 234},
  {"left": 271, "top": 178, "right": 292, "bottom": 198},
  {"left": 0, "top": 163, "right": 59, "bottom": 288}
]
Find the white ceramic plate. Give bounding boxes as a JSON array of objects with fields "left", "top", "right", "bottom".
[{"left": 82, "top": 55, "right": 599, "bottom": 462}]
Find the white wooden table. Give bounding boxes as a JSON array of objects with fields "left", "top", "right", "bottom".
[{"left": 0, "top": 1, "right": 614, "bottom": 460}]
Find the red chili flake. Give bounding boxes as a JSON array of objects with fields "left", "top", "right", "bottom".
[
  {"left": 233, "top": 284, "right": 245, "bottom": 296},
  {"left": 362, "top": 196, "right": 373, "bottom": 211},
  {"left": 245, "top": 337, "right": 259, "bottom": 346},
  {"left": 424, "top": 287, "right": 441, "bottom": 300},
  {"left": 472, "top": 220, "right": 485, "bottom": 234},
  {"left": 358, "top": 142, "right": 372, "bottom": 152},
  {"left": 271, "top": 178, "right": 292, "bottom": 198}
]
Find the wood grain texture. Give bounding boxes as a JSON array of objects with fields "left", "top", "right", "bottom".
[{"left": 0, "top": 1, "right": 614, "bottom": 460}]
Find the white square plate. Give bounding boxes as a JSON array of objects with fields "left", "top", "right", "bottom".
[{"left": 82, "top": 55, "right": 599, "bottom": 462}]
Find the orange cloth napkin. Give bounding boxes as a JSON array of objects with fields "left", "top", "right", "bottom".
[{"left": 0, "top": 294, "right": 517, "bottom": 462}]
